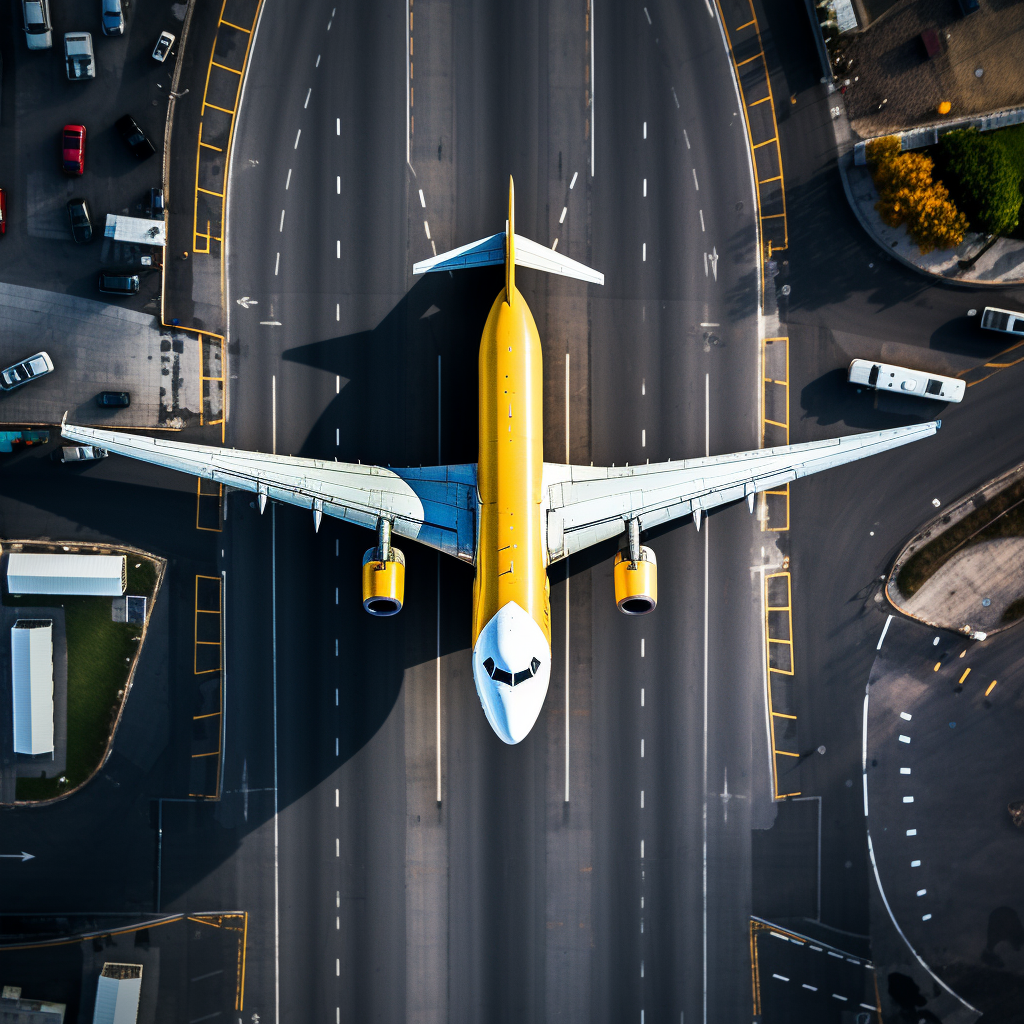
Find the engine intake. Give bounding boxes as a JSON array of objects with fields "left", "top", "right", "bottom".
[
  {"left": 362, "top": 547, "right": 405, "bottom": 616},
  {"left": 613, "top": 546, "right": 657, "bottom": 615}
]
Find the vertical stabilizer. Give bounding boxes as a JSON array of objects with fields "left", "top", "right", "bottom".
[{"left": 505, "top": 177, "right": 515, "bottom": 303}]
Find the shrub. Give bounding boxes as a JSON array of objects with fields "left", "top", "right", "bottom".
[
  {"left": 870, "top": 149, "right": 969, "bottom": 254},
  {"left": 938, "top": 127, "right": 1022, "bottom": 236}
]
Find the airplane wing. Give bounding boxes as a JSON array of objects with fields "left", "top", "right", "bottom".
[
  {"left": 60, "top": 420, "right": 477, "bottom": 563},
  {"left": 541, "top": 421, "right": 940, "bottom": 562}
]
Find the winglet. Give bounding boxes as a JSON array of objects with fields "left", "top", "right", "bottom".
[{"left": 505, "top": 176, "right": 515, "bottom": 304}]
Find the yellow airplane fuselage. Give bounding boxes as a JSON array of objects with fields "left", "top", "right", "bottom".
[{"left": 471, "top": 284, "right": 551, "bottom": 648}]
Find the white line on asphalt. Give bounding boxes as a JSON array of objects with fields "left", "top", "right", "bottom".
[
  {"left": 911, "top": 859, "right": 921, "bottom": 867},
  {"left": 336, "top": 959, "right": 340, "bottom": 975},
  {"left": 903, "top": 796, "right": 914, "bottom": 803},
  {"left": 900, "top": 711, "right": 912, "bottom": 720},
  {"left": 336, "top": 304, "right": 339, "bottom": 321},
  {"left": 335, "top": 737, "right": 338, "bottom": 756},
  {"left": 285, "top": 168, "right": 292, "bottom": 189},
  {"left": 641, "top": 687, "right": 644, "bottom": 706},
  {"left": 335, "top": 540, "right": 339, "bottom": 556},
  {"left": 860, "top": 1005, "right": 877, "bottom": 1012},
  {"left": 642, "top": 429, "right": 646, "bottom": 447},
  {"left": 336, "top": 917, "right": 339, "bottom": 929},
  {"left": 335, "top": 587, "right": 339, "bottom": 604},
  {"left": 827, "top": 951, "right": 843, "bottom": 959},
  {"left": 907, "top": 828, "right": 917, "bottom": 836},
  {"left": 590, "top": 0, "right": 595, "bottom": 177},
  {"left": 644, "top": 6, "right": 651, "bottom": 23},
  {"left": 810, "top": 945, "right": 822, "bottom": 951},
  {"left": 641, "top": 840, "right": 644, "bottom": 858},
  {"left": 901, "top": 767, "right": 911, "bottom": 774},
  {"left": 770, "top": 931, "right": 788, "bottom": 941},
  {"left": 641, "top": 738, "right": 644, "bottom": 757},
  {"left": 424, "top": 220, "right": 431, "bottom": 239},
  {"left": 327, "top": 18, "right": 332, "bottom": 29},
  {"left": 274, "top": 252, "right": 280, "bottom": 275},
  {"left": 704, "top": 252, "right": 708, "bottom": 276},
  {"left": 431, "top": 240, "right": 437, "bottom": 255},
  {"left": 336, "top": 176, "right": 340, "bottom": 194},
  {"left": 335, "top": 639, "right": 338, "bottom": 656},
  {"left": 279, "top": 209, "right": 285, "bottom": 232},
  {"left": 772, "top": 974, "right": 789, "bottom": 982},
  {"left": 335, "top": 838, "right": 339, "bottom": 857},
  {"left": 316, "top": 55, "right": 320, "bottom": 67},
  {"left": 419, "top": 189, "right": 426, "bottom": 207},
  {"left": 641, "top": 790, "right": 644, "bottom": 808},
  {"left": 643, "top": 121, "right": 647, "bottom": 139},
  {"left": 832, "top": 995, "right": 848, "bottom": 1002},
  {"left": 304, "top": 88, "right": 311, "bottom": 108},
  {"left": 336, "top": 890, "right": 340, "bottom": 906},
  {"left": 643, "top": 179, "right": 647, "bottom": 197},
  {"left": 692, "top": 168, "right": 699, "bottom": 190},
  {"left": 271, "top": 503, "right": 280, "bottom": 1024},
  {"left": 877, "top": 614, "right": 893, "bottom": 649},
  {"left": 335, "top": 788, "right": 339, "bottom": 806},
  {"left": 641, "top": 638, "right": 645, "bottom": 658},
  {"left": 294, "top": 129, "right": 301, "bottom": 149},
  {"left": 336, "top": 375, "right": 340, "bottom": 393},
  {"left": 560, "top": 206, "right": 567, "bottom": 223},
  {"left": 642, "top": 243, "right": 646, "bottom": 261},
  {"left": 703, "top": 371, "right": 710, "bottom": 1024},
  {"left": 899, "top": 735, "right": 911, "bottom": 743},
  {"left": 684, "top": 129, "right": 691, "bottom": 149},
  {"left": 917, "top": 888, "right": 927, "bottom": 896},
  {"left": 336, "top": 118, "right": 340, "bottom": 135},
  {"left": 335, "top": 1010, "right": 340, "bottom": 1024},
  {"left": 705, "top": 0, "right": 714, "bottom": 17},
  {"left": 570, "top": 171, "right": 578, "bottom": 189},
  {"left": 671, "top": 87, "right": 679, "bottom": 108},
  {"left": 336, "top": 428, "right": 339, "bottom": 446},
  {"left": 802, "top": 984, "right": 817, "bottom": 992},
  {"left": 565, "top": 353, "right": 571, "bottom": 803},
  {"left": 700, "top": 210, "right": 705, "bottom": 231},
  {"left": 272, "top": 375, "right": 277, "bottom": 454},
  {"left": 552, "top": 238, "right": 559, "bottom": 250},
  {"left": 922, "top": 913, "right": 932, "bottom": 921},
  {"left": 336, "top": 240, "right": 340, "bottom": 258}
]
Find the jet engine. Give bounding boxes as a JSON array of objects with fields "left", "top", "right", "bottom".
[
  {"left": 361, "top": 519, "right": 405, "bottom": 616},
  {"left": 613, "top": 545, "right": 657, "bottom": 615}
]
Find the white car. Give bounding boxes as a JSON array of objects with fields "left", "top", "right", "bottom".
[
  {"left": 980, "top": 306, "right": 1024, "bottom": 336},
  {"left": 52, "top": 444, "right": 108, "bottom": 464},
  {"left": 0, "top": 351, "right": 54, "bottom": 391},
  {"left": 848, "top": 359, "right": 964, "bottom": 403},
  {"left": 22, "top": 0, "right": 52, "bottom": 49},
  {"left": 64, "top": 32, "right": 95, "bottom": 80},
  {"left": 152, "top": 31, "right": 175, "bottom": 62}
]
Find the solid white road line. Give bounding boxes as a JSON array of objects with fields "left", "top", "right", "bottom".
[
  {"left": 294, "top": 129, "right": 301, "bottom": 149},
  {"left": 272, "top": 505, "right": 280, "bottom": 1024},
  {"left": 565, "top": 353, "right": 571, "bottom": 804},
  {"left": 590, "top": 0, "right": 594, "bottom": 177},
  {"left": 279, "top": 210, "right": 285, "bottom": 232},
  {"left": 285, "top": 168, "right": 291, "bottom": 189},
  {"left": 877, "top": 614, "right": 893, "bottom": 649},
  {"left": 271, "top": 375, "right": 277, "bottom": 454},
  {"left": 692, "top": 168, "right": 699, "bottom": 190}
]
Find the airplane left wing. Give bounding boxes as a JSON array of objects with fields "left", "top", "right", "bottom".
[
  {"left": 542, "top": 421, "right": 940, "bottom": 562},
  {"left": 60, "top": 420, "right": 478, "bottom": 563}
]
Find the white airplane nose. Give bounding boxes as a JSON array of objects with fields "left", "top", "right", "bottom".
[{"left": 472, "top": 602, "right": 551, "bottom": 744}]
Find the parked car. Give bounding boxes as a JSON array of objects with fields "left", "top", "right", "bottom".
[
  {"left": 96, "top": 391, "right": 130, "bottom": 407},
  {"left": 67, "top": 198, "right": 93, "bottom": 243},
  {"left": 152, "top": 31, "right": 175, "bottom": 62},
  {"left": 981, "top": 307, "right": 1024, "bottom": 336},
  {"left": 848, "top": 359, "right": 965, "bottom": 403},
  {"left": 62, "top": 124, "right": 86, "bottom": 175},
  {"left": 920, "top": 28, "right": 941, "bottom": 59},
  {"left": 0, "top": 351, "right": 53, "bottom": 391},
  {"left": 101, "top": 0, "right": 124, "bottom": 35},
  {"left": 148, "top": 187, "right": 164, "bottom": 217},
  {"left": 64, "top": 32, "right": 95, "bottom": 80},
  {"left": 21, "top": 0, "right": 52, "bottom": 50},
  {"left": 52, "top": 444, "right": 107, "bottom": 463},
  {"left": 115, "top": 115, "right": 156, "bottom": 159},
  {"left": 98, "top": 271, "right": 140, "bottom": 295},
  {"left": 0, "top": 188, "right": 6, "bottom": 235}
]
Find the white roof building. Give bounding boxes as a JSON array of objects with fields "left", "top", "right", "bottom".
[
  {"left": 7, "top": 553, "right": 126, "bottom": 596},
  {"left": 92, "top": 964, "right": 142, "bottom": 1024},
  {"left": 10, "top": 619, "right": 54, "bottom": 756}
]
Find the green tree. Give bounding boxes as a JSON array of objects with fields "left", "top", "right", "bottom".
[{"left": 938, "top": 127, "right": 1022, "bottom": 236}]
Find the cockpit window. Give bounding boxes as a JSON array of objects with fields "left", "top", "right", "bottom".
[{"left": 483, "top": 655, "right": 541, "bottom": 686}]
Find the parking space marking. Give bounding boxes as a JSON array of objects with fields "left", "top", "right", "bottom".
[
  {"left": 196, "top": 478, "right": 224, "bottom": 532},
  {"left": 763, "top": 571, "right": 799, "bottom": 797},
  {"left": 191, "top": 575, "right": 225, "bottom": 797},
  {"left": 761, "top": 336, "right": 790, "bottom": 531}
]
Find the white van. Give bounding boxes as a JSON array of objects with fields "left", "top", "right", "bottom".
[{"left": 848, "top": 359, "right": 965, "bottom": 403}]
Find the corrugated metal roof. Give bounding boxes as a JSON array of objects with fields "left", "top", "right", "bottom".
[
  {"left": 11, "top": 620, "right": 53, "bottom": 755},
  {"left": 91, "top": 974, "right": 141, "bottom": 1024},
  {"left": 7, "top": 553, "right": 126, "bottom": 596}
]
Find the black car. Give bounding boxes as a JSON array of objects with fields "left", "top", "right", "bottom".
[
  {"left": 67, "top": 197, "right": 92, "bottom": 243},
  {"left": 96, "top": 390, "right": 130, "bottom": 407},
  {"left": 115, "top": 115, "right": 156, "bottom": 159},
  {"left": 98, "top": 272, "right": 140, "bottom": 295}
]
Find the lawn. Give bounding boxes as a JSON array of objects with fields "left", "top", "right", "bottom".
[
  {"left": 990, "top": 125, "right": 1024, "bottom": 239},
  {"left": 9, "top": 554, "right": 161, "bottom": 801}
]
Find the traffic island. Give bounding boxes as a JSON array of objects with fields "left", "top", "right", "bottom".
[
  {"left": 887, "top": 461, "right": 1024, "bottom": 635},
  {"left": 0, "top": 541, "right": 166, "bottom": 804}
]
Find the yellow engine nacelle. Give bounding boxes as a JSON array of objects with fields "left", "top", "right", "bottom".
[
  {"left": 361, "top": 547, "right": 406, "bottom": 616},
  {"left": 613, "top": 546, "right": 658, "bottom": 615}
]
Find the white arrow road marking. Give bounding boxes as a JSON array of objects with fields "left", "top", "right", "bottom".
[
  {"left": 236, "top": 297, "right": 258, "bottom": 308},
  {"left": 709, "top": 247, "right": 718, "bottom": 281},
  {"left": 0, "top": 852, "right": 35, "bottom": 862}
]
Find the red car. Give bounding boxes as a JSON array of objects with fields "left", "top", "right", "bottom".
[
  {"left": 0, "top": 188, "right": 6, "bottom": 235},
  {"left": 62, "top": 124, "right": 86, "bottom": 175}
]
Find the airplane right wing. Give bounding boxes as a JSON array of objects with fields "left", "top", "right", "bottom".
[{"left": 542, "top": 421, "right": 940, "bottom": 562}]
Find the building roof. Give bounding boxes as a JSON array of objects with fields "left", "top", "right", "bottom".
[
  {"left": 7, "top": 553, "right": 126, "bottom": 596},
  {"left": 10, "top": 619, "right": 53, "bottom": 755},
  {"left": 92, "top": 965, "right": 142, "bottom": 1024}
]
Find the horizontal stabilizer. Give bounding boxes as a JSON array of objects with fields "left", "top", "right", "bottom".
[{"left": 413, "top": 231, "right": 603, "bottom": 286}]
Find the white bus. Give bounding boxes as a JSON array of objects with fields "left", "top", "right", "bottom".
[{"left": 848, "top": 359, "right": 965, "bottom": 403}]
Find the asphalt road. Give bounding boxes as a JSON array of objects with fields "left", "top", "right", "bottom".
[{"left": 221, "top": 0, "right": 767, "bottom": 1022}]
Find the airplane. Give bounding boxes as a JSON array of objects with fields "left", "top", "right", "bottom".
[{"left": 62, "top": 177, "right": 940, "bottom": 745}]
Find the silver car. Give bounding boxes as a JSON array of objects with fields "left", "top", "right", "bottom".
[
  {"left": 64, "top": 32, "right": 95, "bottom": 80},
  {"left": 101, "top": 0, "right": 124, "bottom": 36},
  {"left": 0, "top": 351, "right": 54, "bottom": 391},
  {"left": 52, "top": 444, "right": 108, "bottom": 464},
  {"left": 22, "top": 0, "right": 52, "bottom": 50}
]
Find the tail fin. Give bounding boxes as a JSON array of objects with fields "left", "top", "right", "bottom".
[
  {"left": 412, "top": 177, "right": 604, "bottom": 286},
  {"left": 506, "top": 177, "right": 515, "bottom": 302}
]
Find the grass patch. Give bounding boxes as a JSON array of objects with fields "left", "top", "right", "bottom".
[
  {"left": 8, "top": 553, "right": 161, "bottom": 801},
  {"left": 897, "top": 475, "right": 1024, "bottom": 598}
]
